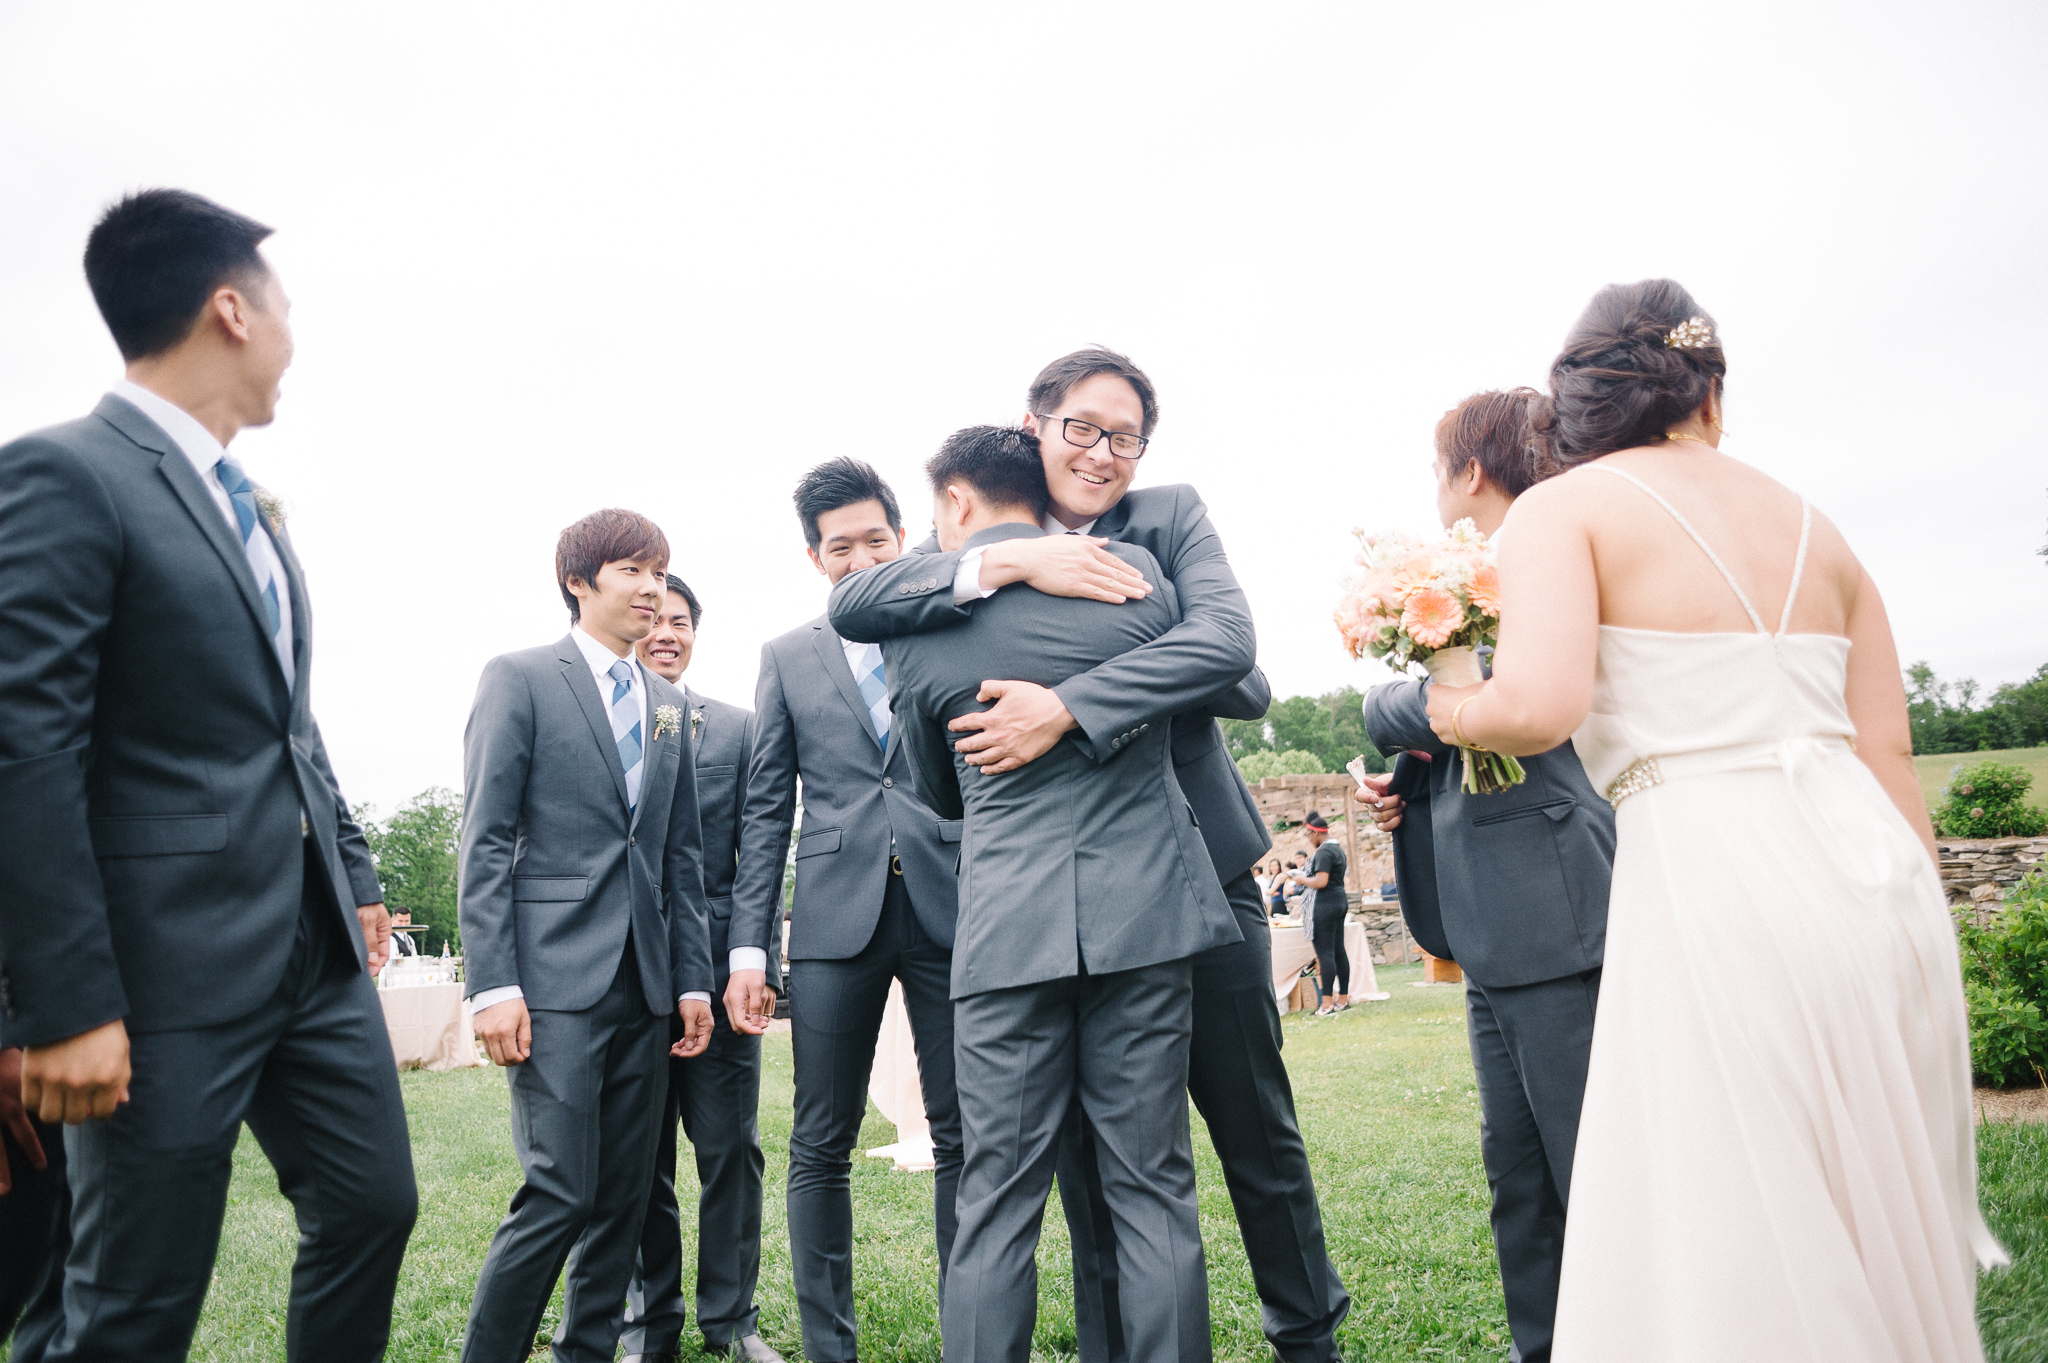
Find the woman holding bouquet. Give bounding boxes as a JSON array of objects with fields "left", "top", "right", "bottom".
[{"left": 1429, "top": 279, "right": 2002, "bottom": 1361}]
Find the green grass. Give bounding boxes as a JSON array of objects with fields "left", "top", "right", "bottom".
[
  {"left": 11, "top": 964, "right": 2043, "bottom": 1360},
  {"left": 1917, "top": 747, "right": 2048, "bottom": 816}
]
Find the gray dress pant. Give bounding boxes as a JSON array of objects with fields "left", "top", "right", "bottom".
[
  {"left": 947, "top": 958, "right": 1208, "bottom": 1363},
  {"left": 787, "top": 871, "right": 960, "bottom": 1363},
  {"left": 1060, "top": 874, "right": 1349, "bottom": 1363},
  {"left": 48, "top": 852, "right": 417, "bottom": 1363},
  {"left": 622, "top": 992, "right": 766, "bottom": 1356},
  {"left": 1464, "top": 967, "right": 1600, "bottom": 1363},
  {"left": 462, "top": 941, "right": 669, "bottom": 1363}
]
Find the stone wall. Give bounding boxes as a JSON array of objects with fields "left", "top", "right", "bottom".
[
  {"left": 1249, "top": 774, "right": 1418, "bottom": 964},
  {"left": 1940, "top": 836, "right": 2046, "bottom": 923}
]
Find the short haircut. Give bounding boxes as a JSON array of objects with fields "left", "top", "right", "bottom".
[
  {"left": 926, "top": 426, "right": 1052, "bottom": 521},
  {"left": 83, "top": 189, "right": 275, "bottom": 361},
  {"left": 554, "top": 509, "right": 670, "bottom": 622},
  {"left": 663, "top": 574, "right": 705, "bottom": 628},
  {"left": 1435, "top": 388, "right": 1559, "bottom": 499},
  {"left": 792, "top": 458, "right": 902, "bottom": 551},
  {"left": 1026, "top": 347, "right": 1160, "bottom": 437}
]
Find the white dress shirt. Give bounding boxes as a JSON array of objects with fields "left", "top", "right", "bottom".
[
  {"left": 949, "top": 510, "right": 1101, "bottom": 604},
  {"left": 473, "top": 625, "right": 709, "bottom": 1015},
  {"left": 110, "top": 379, "right": 296, "bottom": 685}
]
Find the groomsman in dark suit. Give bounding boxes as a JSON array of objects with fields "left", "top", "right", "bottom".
[
  {"left": 0, "top": 189, "right": 416, "bottom": 1360},
  {"left": 882, "top": 426, "right": 1242, "bottom": 1363},
  {"left": 459, "top": 510, "right": 717, "bottom": 1363},
  {"left": 730, "top": 459, "right": 964, "bottom": 1363},
  {"left": 830, "top": 351, "right": 1349, "bottom": 1363},
  {"left": 623, "top": 577, "right": 784, "bottom": 1363},
  {"left": 1356, "top": 389, "right": 1613, "bottom": 1363}
]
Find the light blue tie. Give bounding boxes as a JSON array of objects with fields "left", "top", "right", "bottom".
[
  {"left": 608, "top": 659, "right": 644, "bottom": 812},
  {"left": 212, "top": 454, "right": 286, "bottom": 646},
  {"left": 855, "top": 643, "right": 891, "bottom": 756}
]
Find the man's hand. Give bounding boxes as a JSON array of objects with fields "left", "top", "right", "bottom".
[
  {"left": 949, "top": 680, "right": 1080, "bottom": 775},
  {"left": 672, "top": 999, "right": 715, "bottom": 1058},
  {"left": 723, "top": 970, "right": 777, "bottom": 1037},
  {"left": 980, "top": 534, "right": 1151, "bottom": 603},
  {"left": 1352, "top": 774, "right": 1407, "bottom": 831},
  {"left": 474, "top": 997, "right": 532, "bottom": 1066},
  {"left": 21, "top": 1019, "right": 131, "bottom": 1125},
  {"left": 0, "top": 1047, "right": 49, "bottom": 1194},
  {"left": 357, "top": 901, "right": 393, "bottom": 977}
]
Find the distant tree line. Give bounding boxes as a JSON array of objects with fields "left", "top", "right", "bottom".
[
  {"left": 1223, "top": 687, "right": 1388, "bottom": 784},
  {"left": 359, "top": 787, "right": 463, "bottom": 953},
  {"left": 1907, "top": 662, "right": 2048, "bottom": 755}
]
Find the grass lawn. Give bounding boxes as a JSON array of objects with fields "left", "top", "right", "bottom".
[
  {"left": 13, "top": 962, "right": 2043, "bottom": 1361},
  {"left": 1916, "top": 746, "right": 2048, "bottom": 814}
]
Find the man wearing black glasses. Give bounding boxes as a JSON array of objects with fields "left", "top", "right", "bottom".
[{"left": 831, "top": 349, "right": 1350, "bottom": 1363}]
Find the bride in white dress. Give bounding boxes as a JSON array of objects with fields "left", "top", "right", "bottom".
[{"left": 1426, "top": 280, "right": 2005, "bottom": 1361}]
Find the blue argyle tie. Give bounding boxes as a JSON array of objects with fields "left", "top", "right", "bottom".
[
  {"left": 608, "top": 659, "right": 644, "bottom": 812},
  {"left": 855, "top": 642, "right": 891, "bottom": 755},
  {"left": 212, "top": 454, "right": 287, "bottom": 655}
]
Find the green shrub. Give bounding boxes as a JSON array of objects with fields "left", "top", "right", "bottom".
[
  {"left": 1933, "top": 760, "right": 2048, "bottom": 839},
  {"left": 1958, "top": 872, "right": 2048, "bottom": 1087},
  {"left": 1237, "top": 748, "right": 1328, "bottom": 783}
]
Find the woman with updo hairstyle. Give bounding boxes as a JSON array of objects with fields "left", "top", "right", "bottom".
[{"left": 1423, "top": 279, "right": 2003, "bottom": 1358}]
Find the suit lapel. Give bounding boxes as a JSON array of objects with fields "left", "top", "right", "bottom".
[
  {"left": 812, "top": 622, "right": 882, "bottom": 755},
  {"left": 634, "top": 678, "right": 688, "bottom": 834},
  {"left": 557, "top": 636, "right": 633, "bottom": 812}
]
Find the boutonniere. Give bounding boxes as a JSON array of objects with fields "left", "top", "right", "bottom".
[
  {"left": 653, "top": 704, "right": 683, "bottom": 742},
  {"left": 254, "top": 489, "right": 288, "bottom": 531},
  {"left": 690, "top": 706, "right": 705, "bottom": 737}
]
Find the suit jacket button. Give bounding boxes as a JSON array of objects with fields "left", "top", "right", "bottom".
[
  {"left": 630, "top": 836, "right": 638, "bottom": 846},
  {"left": 882, "top": 777, "right": 894, "bottom": 788}
]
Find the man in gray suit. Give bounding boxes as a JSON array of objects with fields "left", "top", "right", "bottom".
[
  {"left": 1356, "top": 389, "right": 1612, "bottom": 1363},
  {"left": 0, "top": 189, "right": 416, "bottom": 1361},
  {"left": 623, "top": 577, "right": 784, "bottom": 1363},
  {"left": 728, "top": 460, "right": 964, "bottom": 1363},
  {"left": 459, "top": 510, "right": 717, "bottom": 1363},
  {"left": 884, "top": 426, "right": 1242, "bottom": 1363}
]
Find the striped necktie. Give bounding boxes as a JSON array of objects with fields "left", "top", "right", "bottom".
[
  {"left": 212, "top": 454, "right": 290, "bottom": 673},
  {"left": 608, "top": 659, "right": 644, "bottom": 812},
  {"left": 855, "top": 642, "right": 891, "bottom": 755}
]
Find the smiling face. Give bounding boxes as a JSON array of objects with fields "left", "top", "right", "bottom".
[
  {"left": 1024, "top": 371, "right": 1144, "bottom": 528},
  {"left": 568, "top": 557, "right": 665, "bottom": 655},
  {"left": 807, "top": 499, "right": 906, "bottom": 585},
  {"left": 637, "top": 587, "right": 696, "bottom": 682}
]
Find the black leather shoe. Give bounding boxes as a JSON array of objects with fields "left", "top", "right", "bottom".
[
  {"left": 707, "top": 1335, "right": 788, "bottom": 1363},
  {"left": 621, "top": 1355, "right": 677, "bottom": 1363}
]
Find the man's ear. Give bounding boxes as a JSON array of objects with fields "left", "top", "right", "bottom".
[
  {"left": 209, "top": 284, "right": 256, "bottom": 344},
  {"left": 805, "top": 547, "right": 827, "bottom": 577}
]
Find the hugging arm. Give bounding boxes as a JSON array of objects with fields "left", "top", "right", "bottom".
[
  {"left": 827, "top": 538, "right": 971, "bottom": 643},
  {"left": 1206, "top": 665, "right": 1272, "bottom": 723}
]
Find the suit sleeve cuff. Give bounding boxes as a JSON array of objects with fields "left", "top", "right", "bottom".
[
  {"left": 728, "top": 946, "right": 770, "bottom": 974},
  {"left": 469, "top": 984, "right": 524, "bottom": 1012},
  {"left": 952, "top": 547, "right": 998, "bottom": 605},
  {"left": 679, "top": 990, "right": 712, "bottom": 1005}
]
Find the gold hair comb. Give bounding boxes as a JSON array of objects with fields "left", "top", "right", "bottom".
[{"left": 1665, "top": 317, "right": 1714, "bottom": 350}]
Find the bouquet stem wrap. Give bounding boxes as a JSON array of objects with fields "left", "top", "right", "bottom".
[{"left": 1420, "top": 648, "right": 1526, "bottom": 795}]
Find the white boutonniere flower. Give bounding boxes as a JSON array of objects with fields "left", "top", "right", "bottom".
[
  {"left": 255, "top": 489, "right": 288, "bottom": 530},
  {"left": 690, "top": 706, "right": 705, "bottom": 737},
  {"left": 653, "top": 704, "right": 683, "bottom": 742}
]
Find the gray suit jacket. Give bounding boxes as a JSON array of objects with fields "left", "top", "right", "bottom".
[
  {"left": 884, "top": 523, "right": 1240, "bottom": 999},
  {"left": 829, "top": 483, "right": 1273, "bottom": 882},
  {"left": 459, "top": 637, "right": 715, "bottom": 1014},
  {"left": 1363, "top": 679, "right": 1612, "bottom": 987},
  {"left": 731, "top": 614, "right": 963, "bottom": 964},
  {"left": 0, "top": 396, "right": 382, "bottom": 1047},
  {"left": 683, "top": 685, "right": 778, "bottom": 993}
]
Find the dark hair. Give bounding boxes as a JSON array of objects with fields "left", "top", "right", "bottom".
[
  {"left": 792, "top": 458, "right": 902, "bottom": 551},
  {"left": 663, "top": 575, "right": 704, "bottom": 628},
  {"left": 1436, "top": 388, "right": 1559, "bottom": 498},
  {"left": 554, "top": 509, "right": 670, "bottom": 622},
  {"left": 926, "top": 426, "right": 1052, "bottom": 521},
  {"left": 1543, "top": 279, "right": 1726, "bottom": 465},
  {"left": 1026, "top": 347, "right": 1160, "bottom": 437},
  {"left": 83, "top": 190, "right": 275, "bottom": 361}
]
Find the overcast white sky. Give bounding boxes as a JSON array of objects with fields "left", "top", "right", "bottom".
[{"left": 3, "top": 1, "right": 2044, "bottom": 815}]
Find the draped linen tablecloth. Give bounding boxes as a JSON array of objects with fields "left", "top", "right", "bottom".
[
  {"left": 1269, "top": 919, "right": 1386, "bottom": 1009},
  {"left": 865, "top": 979, "right": 935, "bottom": 1170},
  {"left": 379, "top": 981, "right": 483, "bottom": 1071}
]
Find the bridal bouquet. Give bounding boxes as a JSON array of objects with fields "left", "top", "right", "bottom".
[{"left": 1334, "top": 518, "right": 1525, "bottom": 794}]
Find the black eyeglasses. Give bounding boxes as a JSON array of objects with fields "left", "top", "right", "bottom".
[{"left": 1036, "top": 415, "right": 1149, "bottom": 460}]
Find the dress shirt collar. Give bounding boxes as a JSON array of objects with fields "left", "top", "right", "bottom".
[
  {"left": 1043, "top": 510, "right": 1098, "bottom": 536},
  {"left": 571, "top": 623, "right": 644, "bottom": 695},
  {"left": 110, "top": 378, "right": 227, "bottom": 479}
]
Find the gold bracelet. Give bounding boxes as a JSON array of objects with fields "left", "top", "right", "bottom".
[{"left": 1451, "top": 696, "right": 1488, "bottom": 752}]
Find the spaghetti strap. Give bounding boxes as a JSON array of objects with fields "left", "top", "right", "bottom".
[
  {"left": 1777, "top": 501, "right": 1814, "bottom": 634},
  {"left": 1585, "top": 464, "right": 1768, "bottom": 634}
]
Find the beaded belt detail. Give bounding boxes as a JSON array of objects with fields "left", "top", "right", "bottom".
[{"left": 1604, "top": 756, "right": 1664, "bottom": 809}]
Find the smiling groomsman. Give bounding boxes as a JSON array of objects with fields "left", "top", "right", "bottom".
[
  {"left": 622, "top": 577, "right": 784, "bottom": 1363},
  {"left": 459, "top": 511, "right": 717, "bottom": 1363}
]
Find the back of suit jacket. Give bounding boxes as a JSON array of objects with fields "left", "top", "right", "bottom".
[
  {"left": 0, "top": 396, "right": 382, "bottom": 1047},
  {"left": 884, "top": 524, "right": 1240, "bottom": 999},
  {"left": 683, "top": 686, "right": 777, "bottom": 992},
  {"left": 460, "top": 638, "right": 715, "bottom": 1014},
  {"left": 730, "top": 614, "right": 962, "bottom": 967},
  {"left": 1363, "top": 678, "right": 1611, "bottom": 987}
]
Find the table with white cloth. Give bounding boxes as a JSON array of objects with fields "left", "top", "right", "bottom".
[
  {"left": 1269, "top": 917, "right": 1388, "bottom": 1009},
  {"left": 378, "top": 980, "right": 483, "bottom": 1071}
]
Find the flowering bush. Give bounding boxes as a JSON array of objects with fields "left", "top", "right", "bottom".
[
  {"left": 1237, "top": 748, "right": 1328, "bottom": 784},
  {"left": 1934, "top": 760, "right": 2048, "bottom": 839},
  {"left": 1957, "top": 872, "right": 2048, "bottom": 1087}
]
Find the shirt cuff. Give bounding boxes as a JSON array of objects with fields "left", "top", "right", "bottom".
[
  {"left": 728, "top": 947, "right": 770, "bottom": 975},
  {"left": 470, "top": 984, "right": 523, "bottom": 1012},
  {"left": 679, "top": 991, "right": 712, "bottom": 1005},
  {"left": 952, "top": 547, "right": 998, "bottom": 605}
]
